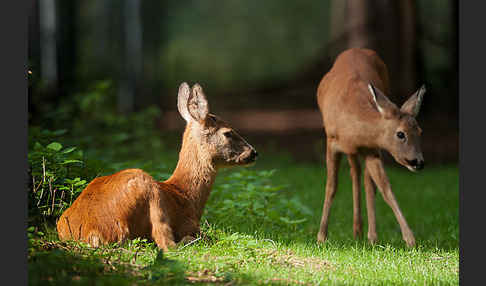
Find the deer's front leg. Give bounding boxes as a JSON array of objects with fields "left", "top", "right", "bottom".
[
  {"left": 317, "top": 142, "right": 342, "bottom": 243},
  {"left": 149, "top": 199, "right": 176, "bottom": 251},
  {"left": 364, "top": 166, "right": 377, "bottom": 244},
  {"left": 348, "top": 154, "right": 363, "bottom": 239},
  {"left": 365, "top": 153, "right": 415, "bottom": 247},
  {"left": 176, "top": 217, "right": 201, "bottom": 246}
]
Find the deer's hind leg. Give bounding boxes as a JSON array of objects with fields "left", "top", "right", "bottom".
[
  {"left": 347, "top": 154, "right": 363, "bottom": 239},
  {"left": 317, "top": 141, "right": 342, "bottom": 243}
]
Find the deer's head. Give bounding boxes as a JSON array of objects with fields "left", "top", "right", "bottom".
[
  {"left": 368, "top": 83, "right": 426, "bottom": 172},
  {"left": 177, "top": 82, "right": 258, "bottom": 169}
]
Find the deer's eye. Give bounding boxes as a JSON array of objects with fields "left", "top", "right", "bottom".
[
  {"left": 396, "top": 131, "right": 405, "bottom": 140},
  {"left": 223, "top": 131, "right": 233, "bottom": 138}
]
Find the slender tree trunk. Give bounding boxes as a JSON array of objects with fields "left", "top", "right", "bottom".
[
  {"left": 118, "top": 0, "right": 143, "bottom": 114},
  {"left": 57, "top": 0, "right": 77, "bottom": 97},
  {"left": 347, "top": 0, "right": 369, "bottom": 49},
  {"left": 39, "top": 0, "right": 57, "bottom": 86},
  {"left": 93, "top": 0, "right": 110, "bottom": 69},
  {"left": 329, "top": 0, "right": 348, "bottom": 58},
  {"left": 397, "top": 0, "right": 417, "bottom": 102}
]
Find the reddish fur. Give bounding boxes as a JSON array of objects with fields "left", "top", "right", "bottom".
[
  {"left": 317, "top": 48, "right": 391, "bottom": 153},
  {"left": 57, "top": 84, "right": 256, "bottom": 251},
  {"left": 57, "top": 128, "right": 211, "bottom": 250},
  {"left": 316, "top": 48, "right": 425, "bottom": 247}
]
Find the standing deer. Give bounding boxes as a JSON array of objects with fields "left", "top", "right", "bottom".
[
  {"left": 316, "top": 48, "right": 426, "bottom": 247},
  {"left": 57, "top": 82, "right": 258, "bottom": 251}
]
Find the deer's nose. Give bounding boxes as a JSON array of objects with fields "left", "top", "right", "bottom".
[
  {"left": 249, "top": 149, "right": 258, "bottom": 161},
  {"left": 416, "top": 159, "right": 424, "bottom": 170},
  {"left": 406, "top": 158, "right": 424, "bottom": 170}
]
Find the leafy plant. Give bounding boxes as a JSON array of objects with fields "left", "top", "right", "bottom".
[
  {"left": 204, "top": 169, "right": 312, "bottom": 235},
  {"left": 28, "top": 135, "right": 91, "bottom": 224}
]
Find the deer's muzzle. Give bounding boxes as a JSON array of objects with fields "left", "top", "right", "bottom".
[
  {"left": 237, "top": 148, "right": 258, "bottom": 165},
  {"left": 405, "top": 158, "right": 424, "bottom": 171}
]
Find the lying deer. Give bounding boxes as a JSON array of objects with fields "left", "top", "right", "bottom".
[
  {"left": 316, "top": 48, "right": 426, "bottom": 247},
  {"left": 57, "top": 82, "right": 258, "bottom": 250}
]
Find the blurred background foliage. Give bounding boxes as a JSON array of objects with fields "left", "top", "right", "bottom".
[{"left": 28, "top": 0, "right": 458, "bottom": 164}]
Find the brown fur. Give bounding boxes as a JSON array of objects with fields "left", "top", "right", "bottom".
[
  {"left": 316, "top": 48, "right": 426, "bottom": 247},
  {"left": 57, "top": 83, "right": 257, "bottom": 251}
]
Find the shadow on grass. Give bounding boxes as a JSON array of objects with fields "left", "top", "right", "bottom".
[{"left": 28, "top": 244, "right": 188, "bottom": 286}]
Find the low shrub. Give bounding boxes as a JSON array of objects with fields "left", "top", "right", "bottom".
[
  {"left": 204, "top": 169, "right": 313, "bottom": 237},
  {"left": 28, "top": 132, "right": 91, "bottom": 225}
]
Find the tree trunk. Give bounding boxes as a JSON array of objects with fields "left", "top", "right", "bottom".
[
  {"left": 347, "top": 0, "right": 369, "bottom": 49},
  {"left": 93, "top": 0, "right": 111, "bottom": 70},
  {"left": 57, "top": 0, "right": 78, "bottom": 97},
  {"left": 39, "top": 0, "right": 57, "bottom": 86},
  {"left": 396, "top": 0, "right": 417, "bottom": 102},
  {"left": 329, "top": 0, "right": 348, "bottom": 58},
  {"left": 118, "top": 0, "right": 143, "bottom": 114}
]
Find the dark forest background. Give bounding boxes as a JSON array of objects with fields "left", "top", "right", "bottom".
[{"left": 28, "top": 0, "right": 458, "bottom": 165}]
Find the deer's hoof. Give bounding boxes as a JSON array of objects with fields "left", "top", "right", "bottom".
[
  {"left": 367, "top": 232, "right": 377, "bottom": 244},
  {"left": 317, "top": 232, "right": 328, "bottom": 244},
  {"left": 404, "top": 235, "right": 416, "bottom": 247}
]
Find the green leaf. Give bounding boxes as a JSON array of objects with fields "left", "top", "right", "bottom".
[
  {"left": 74, "top": 180, "right": 87, "bottom": 186},
  {"left": 46, "top": 142, "right": 62, "bottom": 151},
  {"left": 61, "top": 147, "right": 76, "bottom": 154},
  {"left": 64, "top": 178, "right": 78, "bottom": 184},
  {"left": 61, "top": 159, "right": 83, "bottom": 165},
  {"left": 34, "top": 142, "right": 42, "bottom": 150}
]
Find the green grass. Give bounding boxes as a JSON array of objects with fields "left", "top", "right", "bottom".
[{"left": 28, "top": 152, "right": 458, "bottom": 285}]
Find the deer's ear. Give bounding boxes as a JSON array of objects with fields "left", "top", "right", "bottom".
[
  {"left": 401, "top": 85, "right": 426, "bottom": 117},
  {"left": 187, "top": 83, "right": 209, "bottom": 123},
  {"left": 368, "top": 83, "right": 398, "bottom": 118},
  {"left": 177, "top": 82, "right": 193, "bottom": 123}
]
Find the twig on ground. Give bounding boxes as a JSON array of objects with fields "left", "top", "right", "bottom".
[{"left": 179, "top": 237, "right": 202, "bottom": 250}]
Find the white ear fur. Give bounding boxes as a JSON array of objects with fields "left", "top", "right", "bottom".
[
  {"left": 187, "top": 83, "right": 209, "bottom": 122},
  {"left": 177, "top": 82, "right": 192, "bottom": 123},
  {"left": 367, "top": 82, "right": 399, "bottom": 118},
  {"left": 368, "top": 83, "right": 384, "bottom": 114},
  {"left": 401, "top": 85, "right": 426, "bottom": 117}
]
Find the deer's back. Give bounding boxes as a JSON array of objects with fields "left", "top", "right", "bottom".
[
  {"left": 57, "top": 169, "right": 161, "bottom": 244},
  {"left": 317, "top": 48, "right": 391, "bottom": 152},
  {"left": 57, "top": 168, "right": 198, "bottom": 244}
]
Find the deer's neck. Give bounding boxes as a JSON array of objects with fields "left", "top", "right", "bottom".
[{"left": 165, "top": 129, "right": 217, "bottom": 217}]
